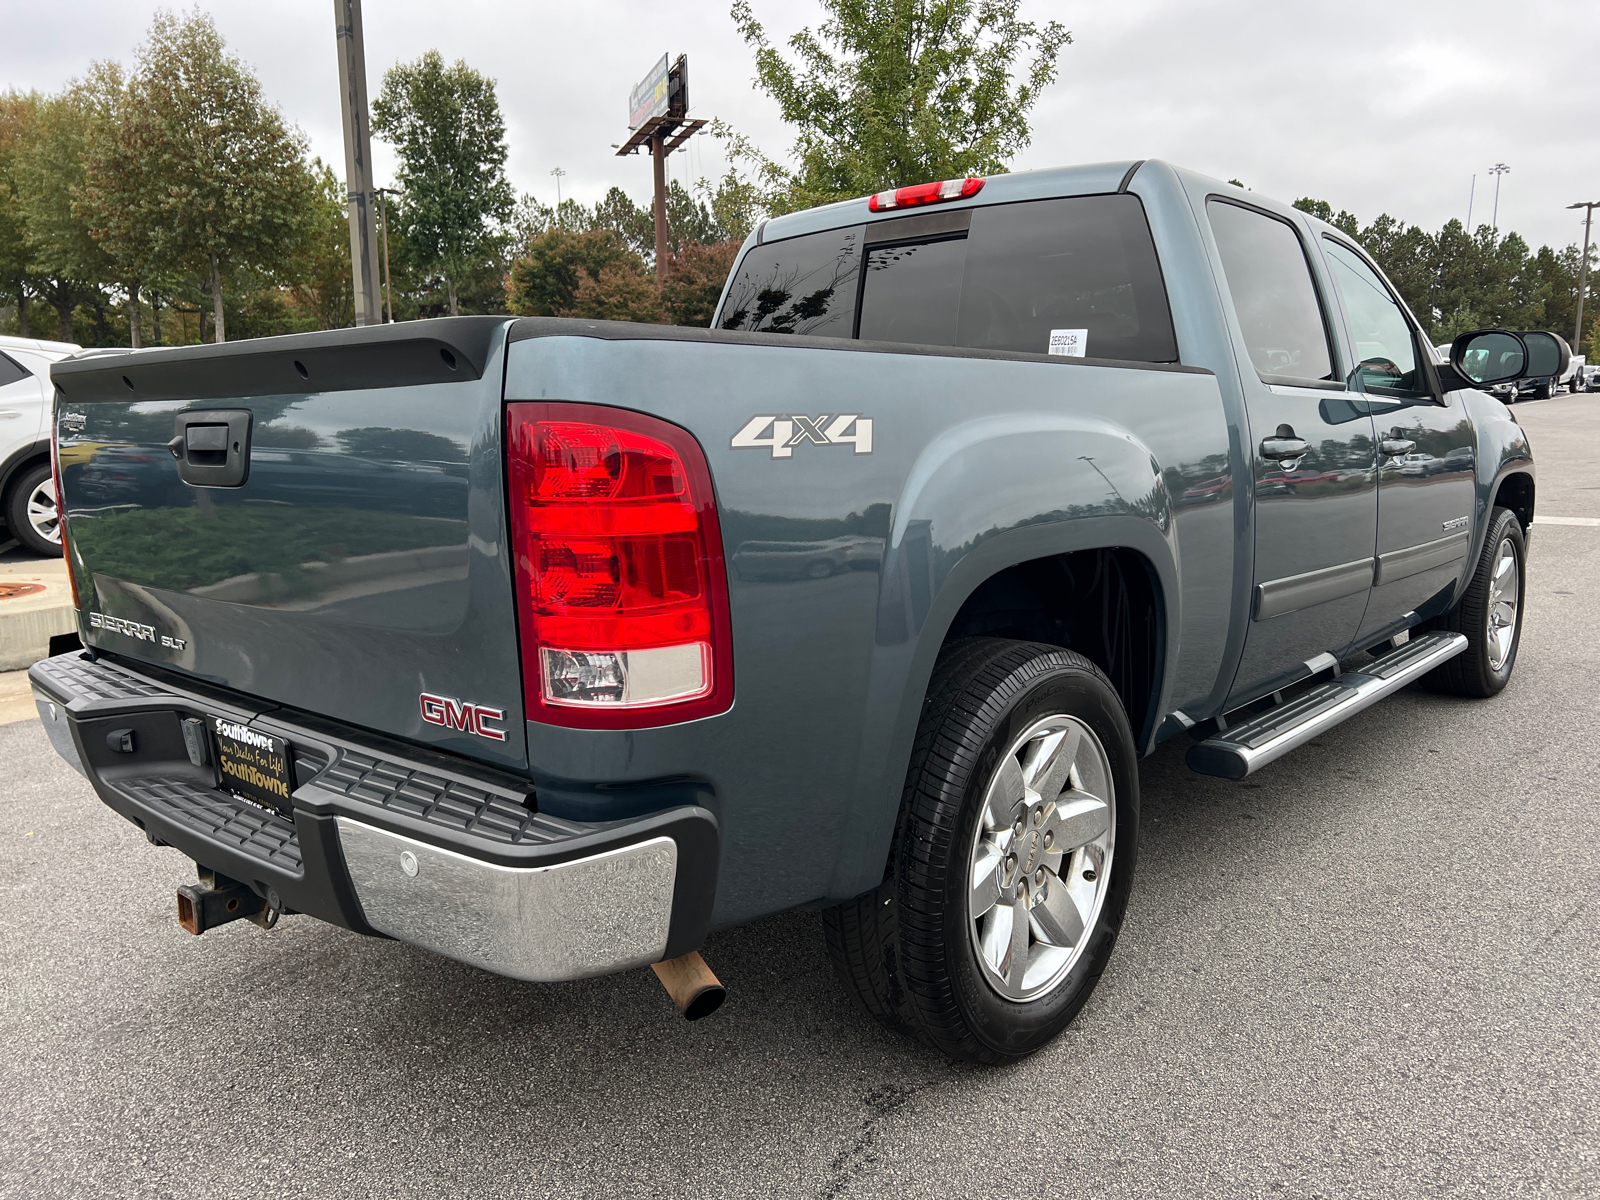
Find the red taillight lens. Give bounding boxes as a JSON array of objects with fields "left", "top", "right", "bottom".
[
  {"left": 867, "top": 177, "right": 984, "bottom": 213},
  {"left": 50, "top": 407, "right": 81, "bottom": 611},
  {"left": 506, "top": 403, "right": 733, "bottom": 729}
]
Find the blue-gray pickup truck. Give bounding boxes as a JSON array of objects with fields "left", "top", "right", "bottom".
[{"left": 34, "top": 160, "right": 1556, "bottom": 1062}]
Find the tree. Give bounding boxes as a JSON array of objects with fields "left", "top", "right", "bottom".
[
  {"left": 285, "top": 161, "right": 353, "bottom": 330},
  {"left": 505, "top": 227, "right": 644, "bottom": 316},
  {"left": 372, "top": 51, "right": 514, "bottom": 315},
  {"left": 0, "top": 92, "right": 41, "bottom": 337},
  {"left": 12, "top": 80, "right": 116, "bottom": 343},
  {"left": 726, "top": 0, "right": 1070, "bottom": 214},
  {"left": 660, "top": 240, "right": 741, "bottom": 326},
  {"left": 123, "top": 12, "right": 315, "bottom": 342}
]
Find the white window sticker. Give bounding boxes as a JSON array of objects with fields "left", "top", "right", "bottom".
[{"left": 1048, "top": 328, "right": 1088, "bottom": 357}]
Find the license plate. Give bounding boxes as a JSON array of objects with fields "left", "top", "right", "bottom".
[{"left": 210, "top": 716, "right": 294, "bottom": 814}]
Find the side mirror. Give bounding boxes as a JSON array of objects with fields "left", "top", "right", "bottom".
[
  {"left": 1521, "top": 330, "right": 1571, "bottom": 380},
  {"left": 1450, "top": 329, "right": 1527, "bottom": 386}
]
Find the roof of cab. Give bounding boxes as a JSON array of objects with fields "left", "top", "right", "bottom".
[{"left": 754, "top": 159, "right": 1146, "bottom": 246}]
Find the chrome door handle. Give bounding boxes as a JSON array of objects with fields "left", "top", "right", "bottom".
[
  {"left": 1260, "top": 436, "right": 1310, "bottom": 461},
  {"left": 1380, "top": 438, "right": 1416, "bottom": 457}
]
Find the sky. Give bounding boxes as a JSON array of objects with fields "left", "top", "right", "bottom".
[{"left": 2, "top": 0, "right": 1598, "bottom": 253}]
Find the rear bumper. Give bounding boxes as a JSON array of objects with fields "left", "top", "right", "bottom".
[{"left": 29, "top": 652, "right": 718, "bottom": 981}]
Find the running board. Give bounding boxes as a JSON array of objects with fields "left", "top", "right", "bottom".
[{"left": 1186, "top": 632, "right": 1467, "bottom": 780}]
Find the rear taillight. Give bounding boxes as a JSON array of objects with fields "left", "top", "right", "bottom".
[
  {"left": 50, "top": 407, "right": 80, "bottom": 611},
  {"left": 506, "top": 403, "right": 733, "bottom": 729},
  {"left": 867, "top": 177, "right": 984, "bottom": 213}
]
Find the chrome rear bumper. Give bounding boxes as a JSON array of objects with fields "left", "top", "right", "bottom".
[{"left": 337, "top": 819, "right": 678, "bottom": 981}]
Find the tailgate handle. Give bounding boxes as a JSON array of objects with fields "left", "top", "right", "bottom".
[{"left": 170, "top": 410, "right": 253, "bottom": 488}]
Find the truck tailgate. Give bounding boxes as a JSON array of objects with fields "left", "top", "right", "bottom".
[{"left": 50, "top": 319, "right": 527, "bottom": 769}]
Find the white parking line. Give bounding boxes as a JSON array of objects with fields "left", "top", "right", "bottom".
[{"left": 1535, "top": 515, "right": 1600, "bottom": 527}]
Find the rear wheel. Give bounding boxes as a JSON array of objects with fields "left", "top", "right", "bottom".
[
  {"left": 822, "top": 638, "right": 1139, "bottom": 1064},
  {"left": 1423, "top": 506, "right": 1525, "bottom": 697},
  {"left": 3, "top": 463, "right": 61, "bottom": 557}
]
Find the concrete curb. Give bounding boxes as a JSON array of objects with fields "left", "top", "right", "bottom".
[{"left": 0, "top": 559, "right": 76, "bottom": 672}]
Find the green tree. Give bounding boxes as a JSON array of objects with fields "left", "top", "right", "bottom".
[
  {"left": 285, "top": 161, "right": 353, "bottom": 330},
  {"left": 660, "top": 240, "right": 741, "bottom": 326},
  {"left": 726, "top": 0, "right": 1070, "bottom": 214},
  {"left": 12, "top": 79, "right": 116, "bottom": 343},
  {"left": 505, "top": 227, "right": 643, "bottom": 316},
  {"left": 0, "top": 92, "right": 41, "bottom": 337},
  {"left": 124, "top": 12, "right": 315, "bottom": 342},
  {"left": 372, "top": 51, "right": 514, "bottom": 315}
]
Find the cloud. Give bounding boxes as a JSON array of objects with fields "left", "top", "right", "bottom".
[{"left": 3, "top": 0, "right": 1597, "bottom": 250}]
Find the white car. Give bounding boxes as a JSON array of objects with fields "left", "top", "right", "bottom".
[{"left": 0, "top": 335, "right": 80, "bottom": 556}]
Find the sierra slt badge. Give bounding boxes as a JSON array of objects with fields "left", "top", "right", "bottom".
[
  {"left": 420, "top": 692, "right": 507, "bottom": 742},
  {"left": 1442, "top": 516, "right": 1470, "bottom": 531},
  {"left": 731, "top": 413, "right": 872, "bottom": 458},
  {"left": 88, "top": 610, "right": 186, "bottom": 650}
]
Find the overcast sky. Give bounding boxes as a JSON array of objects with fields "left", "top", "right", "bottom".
[{"left": 3, "top": 0, "right": 1598, "bottom": 252}]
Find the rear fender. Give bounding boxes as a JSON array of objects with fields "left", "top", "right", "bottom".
[{"left": 827, "top": 416, "right": 1179, "bottom": 901}]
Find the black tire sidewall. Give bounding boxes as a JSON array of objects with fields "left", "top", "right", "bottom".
[
  {"left": 938, "top": 656, "right": 1139, "bottom": 1060},
  {"left": 4, "top": 462, "right": 58, "bottom": 557},
  {"left": 1475, "top": 511, "right": 1526, "bottom": 693}
]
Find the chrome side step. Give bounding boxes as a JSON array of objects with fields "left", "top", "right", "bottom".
[{"left": 1186, "top": 631, "right": 1467, "bottom": 780}]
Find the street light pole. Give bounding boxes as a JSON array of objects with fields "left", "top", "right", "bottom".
[
  {"left": 1489, "top": 163, "right": 1510, "bottom": 233},
  {"left": 333, "top": 0, "right": 382, "bottom": 326},
  {"left": 550, "top": 166, "right": 565, "bottom": 224},
  {"left": 1569, "top": 201, "right": 1599, "bottom": 350},
  {"left": 1467, "top": 174, "right": 1476, "bottom": 232}
]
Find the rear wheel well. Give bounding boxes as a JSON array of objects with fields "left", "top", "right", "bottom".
[
  {"left": 943, "top": 548, "right": 1163, "bottom": 745},
  {"left": 1494, "top": 472, "right": 1534, "bottom": 531}
]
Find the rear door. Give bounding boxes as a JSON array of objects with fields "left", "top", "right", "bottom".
[
  {"left": 1205, "top": 198, "right": 1378, "bottom": 703},
  {"left": 0, "top": 349, "right": 47, "bottom": 458},
  {"left": 1318, "top": 236, "right": 1475, "bottom": 640}
]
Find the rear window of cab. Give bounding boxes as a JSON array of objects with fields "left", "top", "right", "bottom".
[{"left": 717, "top": 193, "right": 1178, "bottom": 364}]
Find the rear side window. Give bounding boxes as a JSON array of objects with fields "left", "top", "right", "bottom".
[
  {"left": 719, "top": 194, "right": 1179, "bottom": 364},
  {"left": 719, "top": 226, "right": 862, "bottom": 337},
  {"left": 954, "top": 195, "right": 1177, "bottom": 361},
  {"left": 0, "top": 352, "right": 30, "bottom": 389},
  {"left": 1206, "top": 199, "right": 1335, "bottom": 386}
]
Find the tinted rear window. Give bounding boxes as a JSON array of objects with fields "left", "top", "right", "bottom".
[
  {"left": 718, "top": 194, "right": 1178, "bottom": 363},
  {"left": 719, "top": 226, "right": 862, "bottom": 336},
  {"left": 0, "top": 352, "right": 30, "bottom": 388}
]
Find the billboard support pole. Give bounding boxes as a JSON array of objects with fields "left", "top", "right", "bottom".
[{"left": 652, "top": 133, "right": 668, "bottom": 280}]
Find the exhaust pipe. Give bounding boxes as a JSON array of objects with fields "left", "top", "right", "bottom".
[
  {"left": 176, "top": 870, "right": 272, "bottom": 935},
  {"left": 651, "top": 951, "right": 726, "bottom": 1021}
]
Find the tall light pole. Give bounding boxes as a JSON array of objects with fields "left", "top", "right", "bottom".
[
  {"left": 550, "top": 166, "right": 566, "bottom": 223},
  {"left": 1569, "top": 201, "right": 1599, "bottom": 350},
  {"left": 1466, "top": 174, "right": 1476, "bottom": 232},
  {"left": 333, "top": 0, "right": 383, "bottom": 326},
  {"left": 1489, "top": 163, "right": 1510, "bottom": 233}
]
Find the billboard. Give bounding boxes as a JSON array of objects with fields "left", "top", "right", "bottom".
[{"left": 628, "top": 55, "right": 671, "bottom": 129}]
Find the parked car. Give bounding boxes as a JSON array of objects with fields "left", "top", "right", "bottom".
[
  {"left": 0, "top": 335, "right": 80, "bottom": 555},
  {"left": 33, "top": 161, "right": 1550, "bottom": 1063}
]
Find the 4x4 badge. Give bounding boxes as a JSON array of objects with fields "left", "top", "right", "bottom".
[{"left": 731, "top": 414, "right": 873, "bottom": 458}]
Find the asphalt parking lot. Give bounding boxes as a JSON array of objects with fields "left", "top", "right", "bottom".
[{"left": 1, "top": 394, "right": 1596, "bottom": 1199}]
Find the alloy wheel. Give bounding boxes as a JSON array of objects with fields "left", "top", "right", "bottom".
[
  {"left": 967, "top": 714, "right": 1115, "bottom": 1003},
  {"left": 1486, "top": 536, "right": 1519, "bottom": 670},
  {"left": 26, "top": 476, "right": 61, "bottom": 547}
]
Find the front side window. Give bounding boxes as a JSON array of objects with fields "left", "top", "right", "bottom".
[
  {"left": 719, "top": 226, "right": 862, "bottom": 336},
  {"left": 1321, "top": 239, "right": 1424, "bottom": 396},
  {"left": 1207, "top": 200, "right": 1335, "bottom": 386}
]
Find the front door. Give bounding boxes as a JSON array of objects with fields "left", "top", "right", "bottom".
[
  {"left": 1206, "top": 199, "right": 1378, "bottom": 704},
  {"left": 1318, "top": 237, "right": 1476, "bottom": 640}
]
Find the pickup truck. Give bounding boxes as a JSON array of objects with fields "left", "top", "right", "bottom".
[{"left": 33, "top": 160, "right": 1553, "bottom": 1063}]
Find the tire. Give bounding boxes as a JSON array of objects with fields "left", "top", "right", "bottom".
[
  {"left": 3, "top": 462, "right": 61, "bottom": 557},
  {"left": 1422, "top": 506, "right": 1526, "bottom": 697},
  {"left": 822, "top": 638, "right": 1139, "bottom": 1064}
]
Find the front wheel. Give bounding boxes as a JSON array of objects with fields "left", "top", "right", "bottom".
[
  {"left": 1423, "top": 506, "right": 1526, "bottom": 696},
  {"left": 823, "top": 639, "right": 1139, "bottom": 1064}
]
